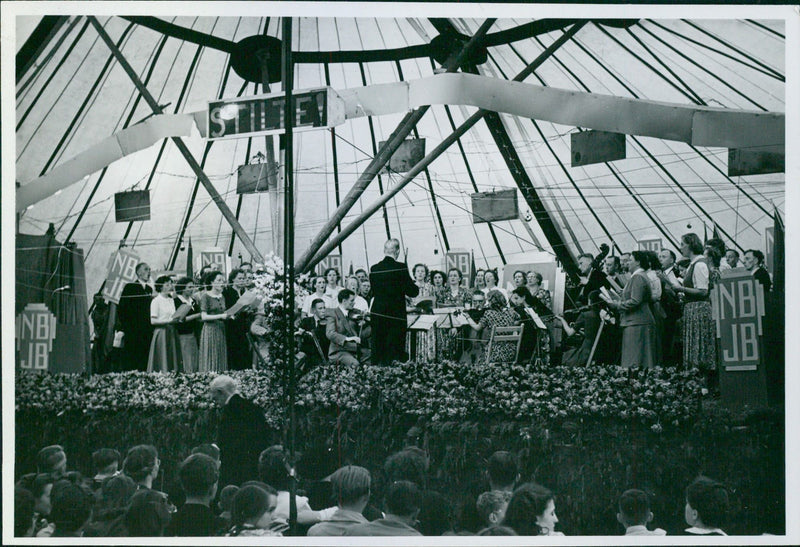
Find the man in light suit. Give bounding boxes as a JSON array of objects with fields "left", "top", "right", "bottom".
[
  {"left": 327, "top": 289, "right": 370, "bottom": 366},
  {"left": 369, "top": 239, "right": 419, "bottom": 365}
]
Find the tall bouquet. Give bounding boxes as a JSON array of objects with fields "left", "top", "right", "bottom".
[{"left": 250, "top": 253, "right": 309, "bottom": 374}]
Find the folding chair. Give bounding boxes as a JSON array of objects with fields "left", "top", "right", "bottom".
[{"left": 485, "top": 325, "right": 523, "bottom": 364}]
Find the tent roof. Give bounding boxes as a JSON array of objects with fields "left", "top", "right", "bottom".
[{"left": 11, "top": 10, "right": 787, "bottom": 298}]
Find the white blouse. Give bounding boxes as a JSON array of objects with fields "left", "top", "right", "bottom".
[{"left": 150, "top": 293, "right": 176, "bottom": 323}]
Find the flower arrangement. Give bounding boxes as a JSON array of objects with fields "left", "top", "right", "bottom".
[{"left": 16, "top": 363, "right": 705, "bottom": 429}]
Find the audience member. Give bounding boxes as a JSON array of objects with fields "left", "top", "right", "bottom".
[
  {"left": 384, "top": 446, "right": 429, "bottom": 489},
  {"left": 90, "top": 448, "right": 121, "bottom": 491},
  {"left": 169, "top": 453, "right": 221, "bottom": 536},
  {"left": 258, "top": 445, "right": 337, "bottom": 528},
  {"left": 37, "top": 444, "right": 67, "bottom": 478},
  {"left": 227, "top": 484, "right": 281, "bottom": 536},
  {"left": 122, "top": 444, "right": 160, "bottom": 491},
  {"left": 16, "top": 472, "right": 54, "bottom": 535},
  {"left": 487, "top": 451, "right": 519, "bottom": 492},
  {"left": 684, "top": 476, "right": 730, "bottom": 536},
  {"left": 84, "top": 474, "right": 137, "bottom": 537},
  {"left": 476, "top": 490, "right": 512, "bottom": 528},
  {"left": 345, "top": 480, "right": 423, "bottom": 536},
  {"left": 617, "top": 488, "right": 666, "bottom": 536},
  {"left": 190, "top": 443, "right": 221, "bottom": 470},
  {"left": 216, "top": 485, "right": 239, "bottom": 533},
  {"left": 477, "top": 524, "right": 518, "bottom": 535},
  {"left": 502, "top": 482, "right": 564, "bottom": 536},
  {"left": 42, "top": 478, "right": 94, "bottom": 537},
  {"left": 125, "top": 489, "right": 174, "bottom": 536},
  {"left": 307, "top": 465, "right": 371, "bottom": 536},
  {"left": 15, "top": 486, "right": 36, "bottom": 537},
  {"left": 418, "top": 490, "right": 454, "bottom": 536}
]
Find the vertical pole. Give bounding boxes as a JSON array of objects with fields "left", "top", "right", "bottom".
[{"left": 281, "top": 17, "right": 298, "bottom": 536}]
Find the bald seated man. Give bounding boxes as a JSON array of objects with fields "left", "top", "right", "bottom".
[
  {"left": 369, "top": 239, "right": 419, "bottom": 365},
  {"left": 209, "top": 375, "right": 274, "bottom": 488}
]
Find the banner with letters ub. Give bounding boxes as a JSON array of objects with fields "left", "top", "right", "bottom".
[{"left": 711, "top": 269, "right": 766, "bottom": 371}]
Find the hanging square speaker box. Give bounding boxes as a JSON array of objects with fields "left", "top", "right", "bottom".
[
  {"left": 379, "top": 138, "right": 426, "bottom": 173},
  {"left": 114, "top": 190, "right": 150, "bottom": 222},
  {"left": 471, "top": 189, "right": 518, "bottom": 223},
  {"left": 728, "top": 147, "right": 785, "bottom": 176},
  {"left": 571, "top": 130, "right": 626, "bottom": 167},
  {"left": 237, "top": 163, "right": 272, "bottom": 194}
]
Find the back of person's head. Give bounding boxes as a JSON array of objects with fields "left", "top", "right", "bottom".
[
  {"left": 706, "top": 238, "right": 726, "bottom": 257},
  {"left": 511, "top": 286, "right": 529, "bottom": 299},
  {"left": 385, "top": 480, "right": 421, "bottom": 518},
  {"left": 125, "top": 489, "right": 172, "bottom": 536},
  {"left": 477, "top": 525, "right": 518, "bottom": 535},
  {"left": 37, "top": 445, "right": 67, "bottom": 477},
  {"left": 618, "top": 489, "right": 651, "bottom": 527},
  {"left": 231, "top": 484, "right": 277, "bottom": 527},
  {"left": 49, "top": 479, "right": 93, "bottom": 535},
  {"left": 96, "top": 474, "right": 137, "bottom": 518},
  {"left": 17, "top": 472, "right": 55, "bottom": 505},
  {"left": 685, "top": 476, "right": 730, "bottom": 530},
  {"left": 123, "top": 445, "right": 158, "bottom": 483},
  {"left": 219, "top": 485, "right": 239, "bottom": 513},
  {"left": 92, "top": 448, "right": 121, "bottom": 476},
  {"left": 384, "top": 447, "right": 428, "bottom": 488},
  {"left": 487, "top": 451, "right": 518, "bottom": 490},
  {"left": 15, "top": 486, "right": 35, "bottom": 537},
  {"left": 418, "top": 490, "right": 453, "bottom": 536},
  {"left": 258, "top": 445, "right": 291, "bottom": 491},
  {"left": 502, "top": 482, "right": 554, "bottom": 536},
  {"left": 676, "top": 258, "right": 691, "bottom": 270},
  {"left": 179, "top": 453, "right": 219, "bottom": 499},
  {"left": 646, "top": 250, "right": 661, "bottom": 271},
  {"left": 330, "top": 465, "right": 371, "bottom": 507},
  {"left": 476, "top": 490, "right": 512, "bottom": 526},
  {"left": 191, "top": 443, "right": 221, "bottom": 463}
]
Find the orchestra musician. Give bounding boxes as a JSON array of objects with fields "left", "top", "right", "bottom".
[
  {"left": 295, "top": 298, "right": 330, "bottom": 370},
  {"left": 326, "top": 289, "right": 371, "bottom": 366}
]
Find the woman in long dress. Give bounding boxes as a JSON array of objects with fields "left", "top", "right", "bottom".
[
  {"left": 199, "top": 271, "right": 229, "bottom": 372},
  {"left": 674, "top": 232, "right": 716, "bottom": 370},
  {"left": 173, "top": 276, "right": 201, "bottom": 372},
  {"left": 147, "top": 276, "right": 183, "bottom": 373}
]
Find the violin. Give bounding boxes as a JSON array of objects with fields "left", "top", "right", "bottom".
[{"left": 347, "top": 309, "right": 369, "bottom": 324}]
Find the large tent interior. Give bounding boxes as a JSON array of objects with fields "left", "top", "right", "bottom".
[{"left": 10, "top": 9, "right": 788, "bottom": 349}]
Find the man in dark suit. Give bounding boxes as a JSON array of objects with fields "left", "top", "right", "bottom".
[
  {"left": 744, "top": 249, "right": 772, "bottom": 293},
  {"left": 297, "top": 298, "right": 330, "bottom": 367},
  {"left": 327, "top": 289, "right": 370, "bottom": 366},
  {"left": 209, "top": 375, "right": 273, "bottom": 489},
  {"left": 369, "top": 239, "right": 419, "bottom": 365},
  {"left": 117, "top": 262, "right": 153, "bottom": 372}
]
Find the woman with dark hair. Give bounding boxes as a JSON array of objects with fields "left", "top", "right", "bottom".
[
  {"left": 124, "top": 489, "right": 174, "bottom": 536},
  {"left": 674, "top": 233, "right": 716, "bottom": 370},
  {"left": 408, "top": 263, "right": 435, "bottom": 307},
  {"left": 173, "top": 276, "right": 201, "bottom": 372},
  {"left": 482, "top": 269, "right": 507, "bottom": 299},
  {"left": 16, "top": 473, "right": 54, "bottom": 536},
  {"left": 464, "top": 290, "right": 520, "bottom": 363},
  {"left": 684, "top": 476, "right": 730, "bottom": 536},
  {"left": 435, "top": 268, "right": 472, "bottom": 307},
  {"left": 502, "top": 482, "right": 563, "bottom": 536},
  {"left": 643, "top": 251, "right": 665, "bottom": 365},
  {"left": 430, "top": 270, "right": 446, "bottom": 293},
  {"left": 147, "top": 275, "right": 183, "bottom": 373},
  {"left": 227, "top": 484, "right": 281, "bottom": 536},
  {"left": 602, "top": 251, "right": 656, "bottom": 368},
  {"left": 199, "top": 270, "right": 229, "bottom": 372},
  {"left": 123, "top": 445, "right": 160, "bottom": 491},
  {"left": 84, "top": 475, "right": 137, "bottom": 537},
  {"left": 526, "top": 271, "right": 551, "bottom": 309},
  {"left": 324, "top": 267, "right": 342, "bottom": 302}
]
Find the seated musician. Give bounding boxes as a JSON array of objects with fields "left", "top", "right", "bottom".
[
  {"left": 326, "top": 289, "right": 371, "bottom": 366},
  {"left": 296, "top": 298, "right": 330, "bottom": 368},
  {"left": 555, "top": 290, "right": 612, "bottom": 366}
]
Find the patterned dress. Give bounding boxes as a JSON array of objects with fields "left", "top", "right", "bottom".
[
  {"left": 480, "top": 308, "right": 520, "bottom": 363},
  {"left": 199, "top": 292, "right": 227, "bottom": 372},
  {"left": 435, "top": 285, "right": 472, "bottom": 307},
  {"left": 683, "top": 257, "right": 716, "bottom": 370}
]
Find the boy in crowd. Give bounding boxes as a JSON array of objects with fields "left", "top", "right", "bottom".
[
  {"left": 476, "top": 490, "right": 512, "bottom": 529},
  {"left": 617, "top": 489, "right": 666, "bottom": 536},
  {"left": 169, "top": 453, "right": 222, "bottom": 536},
  {"left": 307, "top": 466, "right": 371, "bottom": 536},
  {"left": 91, "top": 448, "right": 121, "bottom": 492}
]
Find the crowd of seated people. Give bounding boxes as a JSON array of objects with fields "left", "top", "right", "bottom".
[{"left": 15, "top": 442, "right": 738, "bottom": 538}]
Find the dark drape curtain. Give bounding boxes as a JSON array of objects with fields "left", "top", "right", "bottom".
[
  {"left": 16, "top": 231, "right": 90, "bottom": 373},
  {"left": 766, "top": 211, "right": 784, "bottom": 406}
]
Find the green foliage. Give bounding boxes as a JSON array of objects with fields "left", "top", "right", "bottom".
[{"left": 15, "top": 364, "right": 783, "bottom": 536}]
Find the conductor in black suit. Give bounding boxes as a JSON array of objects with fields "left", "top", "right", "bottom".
[
  {"left": 117, "top": 262, "right": 153, "bottom": 372},
  {"left": 209, "top": 375, "right": 274, "bottom": 489},
  {"left": 369, "top": 239, "right": 419, "bottom": 365}
]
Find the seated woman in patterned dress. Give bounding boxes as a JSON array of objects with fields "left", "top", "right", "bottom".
[{"left": 464, "top": 290, "right": 520, "bottom": 363}]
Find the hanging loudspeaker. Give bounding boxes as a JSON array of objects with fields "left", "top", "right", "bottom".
[
  {"left": 471, "top": 189, "right": 518, "bottom": 223},
  {"left": 571, "top": 130, "right": 626, "bottom": 167},
  {"left": 728, "top": 147, "right": 784, "bottom": 176},
  {"left": 114, "top": 190, "right": 150, "bottom": 222},
  {"left": 379, "top": 139, "right": 426, "bottom": 173},
  {"left": 237, "top": 163, "right": 272, "bottom": 194}
]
